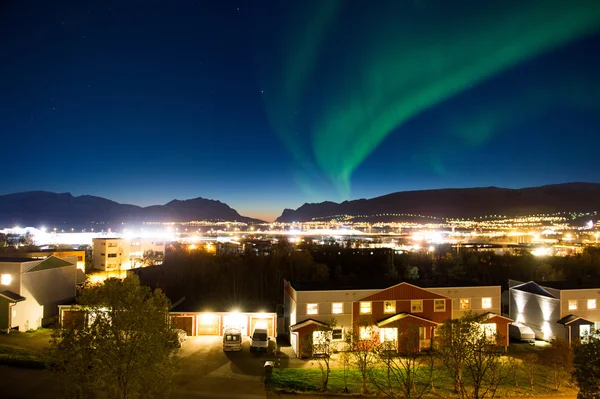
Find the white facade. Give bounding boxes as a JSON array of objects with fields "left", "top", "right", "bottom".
[
  {"left": 93, "top": 238, "right": 165, "bottom": 271},
  {"left": 427, "top": 286, "right": 501, "bottom": 319},
  {"left": 0, "top": 256, "right": 77, "bottom": 331}
]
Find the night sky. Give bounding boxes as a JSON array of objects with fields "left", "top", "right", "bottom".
[{"left": 2, "top": 1, "right": 600, "bottom": 221}]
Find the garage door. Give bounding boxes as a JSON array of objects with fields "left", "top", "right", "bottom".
[
  {"left": 62, "top": 310, "right": 86, "bottom": 330},
  {"left": 223, "top": 314, "right": 248, "bottom": 336},
  {"left": 171, "top": 316, "right": 193, "bottom": 336},
  {"left": 250, "top": 317, "right": 274, "bottom": 337},
  {"left": 197, "top": 314, "right": 220, "bottom": 335}
]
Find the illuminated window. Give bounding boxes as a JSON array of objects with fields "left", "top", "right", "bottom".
[
  {"left": 411, "top": 300, "right": 423, "bottom": 313},
  {"left": 306, "top": 303, "right": 318, "bottom": 315},
  {"left": 482, "top": 297, "right": 492, "bottom": 309},
  {"left": 359, "top": 326, "right": 372, "bottom": 340},
  {"left": 379, "top": 327, "right": 398, "bottom": 343},
  {"left": 360, "top": 301, "right": 372, "bottom": 314},
  {"left": 384, "top": 301, "right": 396, "bottom": 314},
  {"left": 569, "top": 300, "right": 578, "bottom": 310},
  {"left": 332, "top": 303, "right": 343, "bottom": 314},
  {"left": 1, "top": 274, "right": 11, "bottom": 286},
  {"left": 434, "top": 299, "right": 446, "bottom": 312},
  {"left": 588, "top": 299, "right": 597, "bottom": 310},
  {"left": 460, "top": 299, "right": 471, "bottom": 311}
]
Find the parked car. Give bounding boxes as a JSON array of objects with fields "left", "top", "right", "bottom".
[
  {"left": 169, "top": 329, "right": 187, "bottom": 348},
  {"left": 223, "top": 328, "right": 243, "bottom": 351},
  {"left": 250, "top": 326, "right": 269, "bottom": 352}
]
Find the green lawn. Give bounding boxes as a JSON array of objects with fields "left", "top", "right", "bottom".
[
  {"left": 269, "top": 362, "right": 578, "bottom": 397},
  {"left": 0, "top": 329, "right": 51, "bottom": 369}
]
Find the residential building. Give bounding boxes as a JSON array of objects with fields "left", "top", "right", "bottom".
[
  {"left": 92, "top": 238, "right": 165, "bottom": 271},
  {"left": 509, "top": 279, "right": 600, "bottom": 344},
  {"left": 284, "top": 280, "right": 510, "bottom": 358},
  {"left": 1, "top": 249, "right": 85, "bottom": 272},
  {"left": 0, "top": 256, "right": 77, "bottom": 331}
]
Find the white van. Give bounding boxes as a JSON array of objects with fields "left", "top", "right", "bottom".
[
  {"left": 250, "top": 326, "right": 269, "bottom": 352},
  {"left": 223, "top": 328, "right": 243, "bottom": 351}
]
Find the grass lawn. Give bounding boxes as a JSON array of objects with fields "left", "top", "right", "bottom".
[
  {"left": 0, "top": 329, "right": 51, "bottom": 369},
  {"left": 269, "top": 362, "right": 578, "bottom": 397}
]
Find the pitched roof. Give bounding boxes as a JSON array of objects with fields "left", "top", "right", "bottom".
[
  {"left": 510, "top": 281, "right": 557, "bottom": 299},
  {"left": 358, "top": 282, "right": 448, "bottom": 301},
  {"left": 290, "top": 319, "right": 329, "bottom": 331},
  {"left": 557, "top": 314, "right": 594, "bottom": 326},
  {"left": 0, "top": 290, "right": 26, "bottom": 302},
  {"left": 376, "top": 312, "right": 439, "bottom": 327},
  {"left": 25, "top": 256, "right": 74, "bottom": 273},
  {"left": 478, "top": 312, "right": 513, "bottom": 323}
]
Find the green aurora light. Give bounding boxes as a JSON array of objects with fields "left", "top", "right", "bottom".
[{"left": 257, "top": 1, "right": 600, "bottom": 198}]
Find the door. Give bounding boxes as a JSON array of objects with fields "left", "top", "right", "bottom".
[
  {"left": 170, "top": 316, "right": 193, "bottom": 336},
  {"left": 197, "top": 314, "right": 220, "bottom": 335}
]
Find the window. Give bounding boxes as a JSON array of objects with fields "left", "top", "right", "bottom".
[
  {"left": 460, "top": 299, "right": 471, "bottom": 311},
  {"left": 482, "top": 297, "right": 492, "bottom": 309},
  {"left": 434, "top": 299, "right": 446, "bottom": 312},
  {"left": 332, "top": 329, "right": 343, "bottom": 340},
  {"left": 360, "top": 301, "right": 372, "bottom": 314},
  {"left": 100, "top": 253, "right": 105, "bottom": 256},
  {"left": 1, "top": 274, "right": 11, "bottom": 286},
  {"left": 379, "top": 328, "right": 398, "bottom": 345},
  {"left": 332, "top": 303, "right": 343, "bottom": 314},
  {"left": 306, "top": 303, "right": 318, "bottom": 315},
  {"left": 411, "top": 300, "right": 423, "bottom": 313},
  {"left": 568, "top": 300, "right": 578, "bottom": 310},
  {"left": 108, "top": 243, "right": 117, "bottom": 247},
  {"left": 588, "top": 299, "right": 597, "bottom": 310},
  {"left": 580, "top": 324, "right": 591, "bottom": 340},
  {"left": 107, "top": 254, "right": 117, "bottom": 258},
  {"left": 77, "top": 256, "right": 83, "bottom": 261},
  {"left": 359, "top": 326, "right": 372, "bottom": 340},
  {"left": 384, "top": 301, "right": 396, "bottom": 314},
  {"left": 479, "top": 323, "right": 497, "bottom": 341}
]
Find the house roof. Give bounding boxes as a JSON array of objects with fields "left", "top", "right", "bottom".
[
  {"left": 290, "top": 319, "right": 329, "bottom": 331},
  {"left": 359, "top": 282, "right": 448, "bottom": 301},
  {"left": 376, "top": 312, "right": 439, "bottom": 327},
  {"left": 539, "top": 281, "right": 600, "bottom": 290},
  {"left": 557, "top": 314, "right": 595, "bottom": 326},
  {"left": 0, "top": 257, "right": 36, "bottom": 263},
  {"left": 478, "top": 312, "right": 513, "bottom": 323},
  {"left": 510, "top": 281, "right": 557, "bottom": 299},
  {"left": 25, "top": 256, "right": 74, "bottom": 273},
  {"left": 0, "top": 290, "right": 26, "bottom": 302}
]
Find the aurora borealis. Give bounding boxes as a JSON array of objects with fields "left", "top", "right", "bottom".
[
  {"left": 257, "top": 0, "right": 600, "bottom": 199},
  {"left": 2, "top": 1, "right": 600, "bottom": 220}
]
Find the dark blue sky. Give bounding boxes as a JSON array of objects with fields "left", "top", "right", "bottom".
[{"left": 2, "top": 1, "right": 600, "bottom": 221}]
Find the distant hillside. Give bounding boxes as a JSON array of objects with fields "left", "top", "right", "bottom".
[
  {"left": 0, "top": 191, "right": 264, "bottom": 227},
  {"left": 276, "top": 183, "right": 600, "bottom": 222}
]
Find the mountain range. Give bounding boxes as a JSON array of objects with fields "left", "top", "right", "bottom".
[
  {"left": 1, "top": 183, "right": 599, "bottom": 228},
  {"left": 276, "top": 183, "right": 600, "bottom": 222},
  {"left": 0, "top": 191, "right": 264, "bottom": 228}
]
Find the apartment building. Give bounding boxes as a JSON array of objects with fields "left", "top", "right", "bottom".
[
  {"left": 284, "top": 280, "right": 510, "bottom": 358},
  {"left": 92, "top": 238, "right": 165, "bottom": 271},
  {"left": 509, "top": 279, "right": 600, "bottom": 344},
  {"left": 0, "top": 256, "right": 77, "bottom": 331}
]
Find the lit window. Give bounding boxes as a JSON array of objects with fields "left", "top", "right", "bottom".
[
  {"left": 360, "top": 301, "right": 372, "bottom": 314},
  {"left": 384, "top": 301, "right": 396, "bottom": 314},
  {"left": 460, "top": 299, "right": 471, "bottom": 311},
  {"left": 306, "top": 303, "right": 318, "bottom": 315},
  {"left": 332, "top": 303, "right": 343, "bottom": 314},
  {"left": 379, "top": 327, "right": 398, "bottom": 343},
  {"left": 411, "top": 300, "right": 423, "bottom": 313},
  {"left": 482, "top": 297, "right": 492, "bottom": 309},
  {"left": 434, "top": 299, "right": 446, "bottom": 312},
  {"left": 569, "top": 300, "right": 578, "bottom": 310},
  {"left": 588, "top": 299, "right": 597, "bottom": 310},
  {"left": 359, "top": 326, "right": 372, "bottom": 340},
  {"left": 1, "top": 274, "right": 11, "bottom": 286}
]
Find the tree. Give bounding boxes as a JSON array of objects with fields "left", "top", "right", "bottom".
[
  {"left": 141, "top": 250, "right": 163, "bottom": 266},
  {"left": 303, "top": 319, "right": 338, "bottom": 392},
  {"left": 437, "top": 313, "right": 506, "bottom": 399},
  {"left": 371, "top": 325, "right": 436, "bottom": 399},
  {"left": 539, "top": 338, "right": 573, "bottom": 391},
  {"left": 573, "top": 330, "right": 600, "bottom": 399},
  {"left": 345, "top": 318, "right": 380, "bottom": 394},
  {"left": 48, "top": 275, "right": 180, "bottom": 399},
  {"left": 522, "top": 353, "right": 539, "bottom": 392}
]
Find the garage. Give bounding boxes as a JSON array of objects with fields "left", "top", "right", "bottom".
[
  {"left": 223, "top": 314, "right": 249, "bottom": 336},
  {"left": 250, "top": 316, "right": 274, "bottom": 337},
  {"left": 170, "top": 315, "right": 194, "bottom": 336},
  {"left": 197, "top": 314, "right": 220, "bottom": 335}
]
